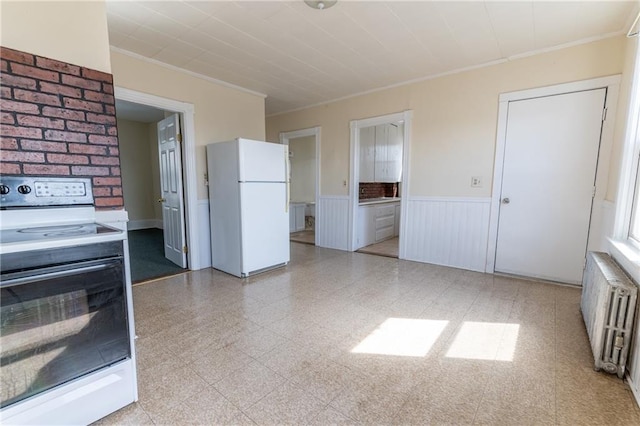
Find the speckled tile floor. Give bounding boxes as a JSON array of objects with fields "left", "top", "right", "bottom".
[{"left": 96, "top": 243, "right": 640, "bottom": 425}]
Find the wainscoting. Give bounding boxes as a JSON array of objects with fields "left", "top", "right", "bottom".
[
  {"left": 401, "top": 197, "right": 491, "bottom": 272},
  {"left": 181, "top": 196, "right": 615, "bottom": 275},
  {"left": 316, "top": 196, "right": 350, "bottom": 251}
]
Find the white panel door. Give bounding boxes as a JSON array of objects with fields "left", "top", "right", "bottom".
[
  {"left": 240, "top": 182, "right": 289, "bottom": 275},
  {"left": 495, "top": 89, "right": 606, "bottom": 284},
  {"left": 158, "top": 114, "right": 187, "bottom": 268}
]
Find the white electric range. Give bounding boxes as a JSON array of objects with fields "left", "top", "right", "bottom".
[{"left": 0, "top": 177, "right": 138, "bottom": 425}]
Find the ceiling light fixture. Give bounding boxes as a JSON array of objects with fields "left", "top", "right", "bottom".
[{"left": 304, "top": 1, "right": 337, "bottom": 10}]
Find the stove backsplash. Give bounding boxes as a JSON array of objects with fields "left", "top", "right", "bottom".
[
  {"left": 0, "top": 46, "right": 123, "bottom": 209},
  {"left": 359, "top": 182, "right": 399, "bottom": 200}
]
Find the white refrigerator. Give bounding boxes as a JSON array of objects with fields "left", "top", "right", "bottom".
[{"left": 207, "top": 138, "right": 290, "bottom": 277}]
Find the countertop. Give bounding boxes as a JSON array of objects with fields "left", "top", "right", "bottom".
[{"left": 359, "top": 197, "right": 401, "bottom": 206}]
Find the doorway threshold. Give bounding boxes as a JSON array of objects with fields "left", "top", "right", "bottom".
[
  {"left": 357, "top": 237, "right": 399, "bottom": 258},
  {"left": 290, "top": 230, "right": 315, "bottom": 245}
]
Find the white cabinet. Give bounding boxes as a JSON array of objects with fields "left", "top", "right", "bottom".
[
  {"left": 374, "top": 124, "right": 403, "bottom": 183},
  {"left": 385, "top": 124, "right": 403, "bottom": 182},
  {"left": 359, "top": 126, "right": 375, "bottom": 182},
  {"left": 359, "top": 124, "right": 403, "bottom": 183},
  {"left": 289, "top": 203, "right": 305, "bottom": 233},
  {"left": 357, "top": 202, "right": 400, "bottom": 248},
  {"left": 373, "top": 124, "right": 387, "bottom": 182},
  {"left": 357, "top": 205, "right": 376, "bottom": 249},
  {"left": 374, "top": 204, "right": 395, "bottom": 242}
]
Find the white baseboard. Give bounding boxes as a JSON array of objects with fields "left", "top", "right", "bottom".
[{"left": 127, "top": 219, "right": 162, "bottom": 231}]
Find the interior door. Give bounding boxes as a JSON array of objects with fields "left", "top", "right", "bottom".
[
  {"left": 494, "top": 88, "right": 606, "bottom": 284},
  {"left": 157, "top": 114, "right": 187, "bottom": 268}
]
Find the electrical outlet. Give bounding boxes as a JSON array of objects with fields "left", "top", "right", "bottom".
[
  {"left": 343, "top": 180, "right": 347, "bottom": 187},
  {"left": 471, "top": 176, "right": 483, "bottom": 188}
]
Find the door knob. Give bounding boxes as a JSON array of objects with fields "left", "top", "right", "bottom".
[
  {"left": 158, "top": 198, "right": 166, "bottom": 203},
  {"left": 502, "top": 197, "right": 510, "bottom": 204}
]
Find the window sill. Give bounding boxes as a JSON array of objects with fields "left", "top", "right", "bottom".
[{"left": 608, "top": 238, "right": 640, "bottom": 284}]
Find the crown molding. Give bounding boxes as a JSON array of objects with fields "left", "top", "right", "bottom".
[{"left": 110, "top": 46, "right": 267, "bottom": 99}]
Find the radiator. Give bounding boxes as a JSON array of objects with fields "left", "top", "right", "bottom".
[{"left": 581, "top": 251, "right": 638, "bottom": 378}]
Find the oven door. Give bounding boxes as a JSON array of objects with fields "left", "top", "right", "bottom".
[{"left": 0, "top": 244, "right": 131, "bottom": 409}]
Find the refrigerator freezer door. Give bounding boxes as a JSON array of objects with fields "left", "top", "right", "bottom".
[
  {"left": 239, "top": 182, "right": 290, "bottom": 275},
  {"left": 238, "top": 139, "right": 286, "bottom": 183}
]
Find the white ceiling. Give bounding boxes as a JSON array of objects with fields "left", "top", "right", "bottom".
[{"left": 106, "top": 1, "right": 638, "bottom": 116}]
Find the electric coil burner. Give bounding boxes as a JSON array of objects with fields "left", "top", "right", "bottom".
[{"left": 0, "top": 177, "right": 138, "bottom": 425}]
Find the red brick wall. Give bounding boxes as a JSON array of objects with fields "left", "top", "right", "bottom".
[
  {"left": 359, "top": 182, "right": 398, "bottom": 200},
  {"left": 0, "top": 46, "right": 123, "bottom": 209}
]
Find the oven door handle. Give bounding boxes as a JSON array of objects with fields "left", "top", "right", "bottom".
[{"left": 1, "top": 261, "right": 117, "bottom": 288}]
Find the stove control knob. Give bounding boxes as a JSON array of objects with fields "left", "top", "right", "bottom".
[
  {"left": 0, "top": 184, "right": 9, "bottom": 195},
  {"left": 17, "top": 185, "right": 32, "bottom": 194}
]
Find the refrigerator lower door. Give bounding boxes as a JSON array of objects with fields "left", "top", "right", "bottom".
[{"left": 239, "top": 182, "right": 290, "bottom": 276}]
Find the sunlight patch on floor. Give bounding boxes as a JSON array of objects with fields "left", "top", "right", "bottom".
[
  {"left": 351, "top": 318, "right": 449, "bottom": 357},
  {"left": 445, "top": 321, "right": 520, "bottom": 361}
]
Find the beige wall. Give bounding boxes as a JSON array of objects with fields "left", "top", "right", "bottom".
[
  {"left": 118, "top": 118, "right": 163, "bottom": 224},
  {"left": 118, "top": 118, "right": 155, "bottom": 221},
  {"left": 289, "top": 135, "right": 316, "bottom": 203},
  {"left": 266, "top": 36, "right": 627, "bottom": 197},
  {"left": 110, "top": 51, "right": 266, "bottom": 199},
  {"left": 0, "top": 0, "right": 111, "bottom": 73}
]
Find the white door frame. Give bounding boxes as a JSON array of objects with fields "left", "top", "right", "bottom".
[
  {"left": 279, "top": 127, "right": 321, "bottom": 243},
  {"left": 114, "top": 86, "right": 201, "bottom": 270},
  {"left": 486, "top": 75, "right": 621, "bottom": 273},
  {"left": 349, "top": 110, "right": 413, "bottom": 256}
]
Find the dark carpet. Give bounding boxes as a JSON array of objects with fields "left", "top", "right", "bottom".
[{"left": 127, "top": 228, "right": 186, "bottom": 283}]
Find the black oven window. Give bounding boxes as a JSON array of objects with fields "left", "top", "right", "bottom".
[{"left": 0, "top": 257, "right": 130, "bottom": 408}]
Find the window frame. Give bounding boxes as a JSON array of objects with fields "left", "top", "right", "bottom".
[
  {"left": 630, "top": 152, "right": 640, "bottom": 245},
  {"left": 610, "top": 36, "right": 640, "bottom": 282}
]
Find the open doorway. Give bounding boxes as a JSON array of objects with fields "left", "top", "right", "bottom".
[
  {"left": 115, "top": 99, "right": 187, "bottom": 283},
  {"left": 349, "top": 111, "right": 412, "bottom": 259},
  {"left": 280, "top": 127, "right": 320, "bottom": 246},
  {"left": 355, "top": 121, "right": 403, "bottom": 258}
]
